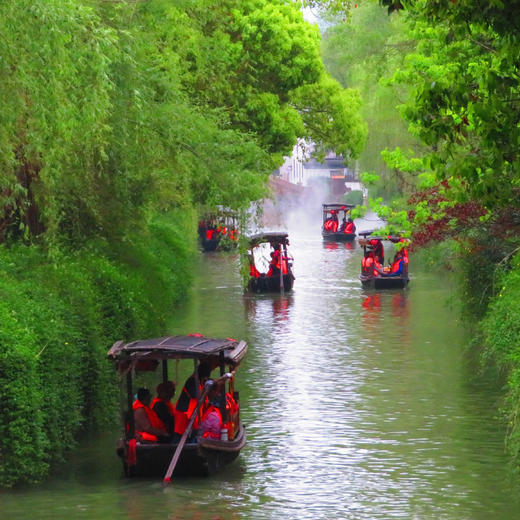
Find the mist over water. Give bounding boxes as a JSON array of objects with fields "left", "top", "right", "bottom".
[{"left": 3, "top": 195, "right": 520, "bottom": 519}]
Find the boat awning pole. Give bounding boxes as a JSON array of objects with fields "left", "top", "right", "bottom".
[
  {"left": 279, "top": 244, "right": 284, "bottom": 294},
  {"left": 126, "top": 370, "right": 135, "bottom": 439}
]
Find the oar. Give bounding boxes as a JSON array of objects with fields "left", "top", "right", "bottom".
[{"left": 162, "top": 373, "right": 232, "bottom": 486}]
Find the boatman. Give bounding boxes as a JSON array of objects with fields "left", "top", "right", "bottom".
[
  {"left": 200, "top": 381, "right": 224, "bottom": 440},
  {"left": 174, "top": 362, "right": 212, "bottom": 438}
]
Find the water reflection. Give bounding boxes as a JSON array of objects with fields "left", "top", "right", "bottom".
[
  {"left": 244, "top": 293, "right": 294, "bottom": 325},
  {"left": 323, "top": 241, "right": 355, "bottom": 251}
]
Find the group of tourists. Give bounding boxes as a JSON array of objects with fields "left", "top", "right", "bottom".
[
  {"left": 198, "top": 220, "right": 239, "bottom": 242},
  {"left": 323, "top": 210, "right": 356, "bottom": 235},
  {"left": 132, "top": 362, "right": 239, "bottom": 444},
  {"left": 361, "top": 238, "right": 408, "bottom": 278},
  {"left": 249, "top": 244, "right": 291, "bottom": 278}
]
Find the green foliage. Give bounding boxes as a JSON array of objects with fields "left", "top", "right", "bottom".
[
  {"left": 344, "top": 189, "right": 364, "bottom": 206},
  {"left": 322, "top": 2, "right": 424, "bottom": 199},
  {"left": 481, "top": 251, "right": 520, "bottom": 463},
  {"left": 0, "top": 0, "right": 370, "bottom": 486},
  {"left": 0, "top": 212, "right": 192, "bottom": 486}
]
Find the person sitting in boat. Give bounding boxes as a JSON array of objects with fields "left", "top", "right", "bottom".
[
  {"left": 323, "top": 211, "right": 339, "bottom": 232},
  {"left": 249, "top": 256, "right": 263, "bottom": 278},
  {"left": 369, "top": 238, "right": 384, "bottom": 264},
  {"left": 203, "top": 222, "right": 217, "bottom": 241},
  {"left": 174, "top": 362, "right": 211, "bottom": 438},
  {"left": 133, "top": 388, "right": 170, "bottom": 443},
  {"left": 339, "top": 217, "right": 356, "bottom": 234},
  {"left": 151, "top": 381, "right": 176, "bottom": 437},
  {"left": 266, "top": 248, "right": 280, "bottom": 277},
  {"left": 378, "top": 250, "right": 405, "bottom": 277},
  {"left": 200, "top": 381, "right": 224, "bottom": 440},
  {"left": 362, "top": 250, "right": 383, "bottom": 277}
]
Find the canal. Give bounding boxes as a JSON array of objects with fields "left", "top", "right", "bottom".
[{"left": 2, "top": 213, "right": 519, "bottom": 519}]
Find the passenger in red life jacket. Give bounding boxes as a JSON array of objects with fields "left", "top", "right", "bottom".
[
  {"left": 384, "top": 250, "right": 405, "bottom": 277},
  {"left": 133, "top": 388, "right": 170, "bottom": 443},
  {"left": 362, "top": 250, "right": 383, "bottom": 277},
  {"left": 151, "top": 381, "right": 176, "bottom": 437},
  {"left": 249, "top": 262, "right": 262, "bottom": 278},
  {"left": 324, "top": 211, "right": 339, "bottom": 232},
  {"left": 200, "top": 382, "right": 224, "bottom": 440},
  {"left": 369, "top": 239, "right": 384, "bottom": 265},
  {"left": 205, "top": 227, "right": 217, "bottom": 240},
  {"left": 340, "top": 217, "right": 356, "bottom": 234},
  {"left": 174, "top": 362, "right": 211, "bottom": 438},
  {"left": 267, "top": 246, "right": 288, "bottom": 277}
]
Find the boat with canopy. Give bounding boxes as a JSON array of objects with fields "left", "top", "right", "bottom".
[
  {"left": 322, "top": 203, "right": 356, "bottom": 242},
  {"left": 246, "top": 232, "right": 295, "bottom": 293},
  {"left": 358, "top": 231, "right": 410, "bottom": 289},
  {"left": 107, "top": 334, "right": 247, "bottom": 480}
]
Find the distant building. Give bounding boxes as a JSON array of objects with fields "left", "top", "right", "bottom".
[
  {"left": 273, "top": 141, "right": 306, "bottom": 185},
  {"left": 273, "top": 145, "right": 363, "bottom": 196}
]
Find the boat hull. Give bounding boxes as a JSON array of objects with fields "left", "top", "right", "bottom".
[
  {"left": 119, "top": 425, "right": 246, "bottom": 478},
  {"left": 201, "top": 237, "right": 220, "bottom": 252},
  {"left": 322, "top": 231, "right": 356, "bottom": 242},
  {"left": 248, "top": 273, "right": 294, "bottom": 293},
  {"left": 360, "top": 274, "right": 409, "bottom": 289}
]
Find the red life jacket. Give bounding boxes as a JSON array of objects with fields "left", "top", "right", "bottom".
[
  {"left": 249, "top": 263, "right": 261, "bottom": 278},
  {"left": 151, "top": 397, "right": 176, "bottom": 415},
  {"left": 133, "top": 399, "right": 164, "bottom": 442},
  {"left": 225, "top": 393, "right": 239, "bottom": 439},
  {"left": 390, "top": 257, "right": 404, "bottom": 274},
  {"left": 275, "top": 251, "right": 288, "bottom": 275},
  {"left": 344, "top": 222, "right": 354, "bottom": 234},
  {"left": 174, "top": 384, "right": 204, "bottom": 435},
  {"left": 324, "top": 218, "right": 338, "bottom": 231}
]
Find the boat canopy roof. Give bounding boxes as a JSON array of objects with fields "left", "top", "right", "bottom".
[
  {"left": 107, "top": 335, "right": 247, "bottom": 371},
  {"left": 248, "top": 232, "right": 289, "bottom": 247},
  {"left": 322, "top": 203, "right": 355, "bottom": 211},
  {"left": 358, "top": 230, "right": 408, "bottom": 244}
]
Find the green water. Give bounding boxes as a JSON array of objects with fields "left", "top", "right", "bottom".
[{"left": 2, "top": 218, "right": 519, "bottom": 519}]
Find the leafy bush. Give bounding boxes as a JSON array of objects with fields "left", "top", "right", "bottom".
[
  {"left": 0, "top": 211, "right": 193, "bottom": 486},
  {"left": 481, "top": 252, "right": 520, "bottom": 463},
  {"left": 344, "top": 189, "right": 363, "bottom": 206}
]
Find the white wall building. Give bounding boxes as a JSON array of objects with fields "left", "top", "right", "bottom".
[{"left": 274, "top": 144, "right": 364, "bottom": 194}]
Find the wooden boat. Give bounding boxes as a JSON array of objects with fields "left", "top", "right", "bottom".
[
  {"left": 322, "top": 203, "right": 356, "bottom": 242},
  {"left": 358, "top": 231, "right": 410, "bottom": 289},
  {"left": 198, "top": 210, "right": 239, "bottom": 252},
  {"left": 246, "top": 232, "right": 295, "bottom": 293},
  {"left": 107, "top": 335, "right": 247, "bottom": 478}
]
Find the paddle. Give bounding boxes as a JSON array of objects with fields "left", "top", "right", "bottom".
[{"left": 162, "top": 373, "right": 232, "bottom": 486}]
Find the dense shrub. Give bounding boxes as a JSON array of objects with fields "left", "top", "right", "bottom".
[
  {"left": 481, "top": 252, "right": 520, "bottom": 463},
  {"left": 344, "top": 189, "right": 363, "bottom": 206},
  {"left": 0, "top": 211, "right": 193, "bottom": 486}
]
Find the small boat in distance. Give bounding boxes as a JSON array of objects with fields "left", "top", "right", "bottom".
[
  {"left": 246, "top": 232, "right": 295, "bottom": 293},
  {"left": 198, "top": 210, "right": 239, "bottom": 252},
  {"left": 322, "top": 203, "right": 356, "bottom": 242},
  {"left": 358, "top": 231, "right": 410, "bottom": 289},
  {"left": 107, "top": 334, "right": 247, "bottom": 478}
]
